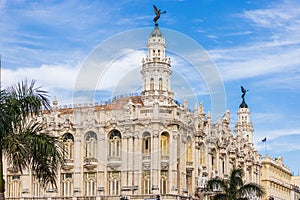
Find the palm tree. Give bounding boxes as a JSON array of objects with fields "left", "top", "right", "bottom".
[
  {"left": 207, "top": 168, "right": 265, "bottom": 200},
  {"left": 0, "top": 80, "right": 64, "bottom": 199}
]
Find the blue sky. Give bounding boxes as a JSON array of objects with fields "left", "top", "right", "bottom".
[{"left": 1, "top": 0, "right": 300, "bottom": 174}]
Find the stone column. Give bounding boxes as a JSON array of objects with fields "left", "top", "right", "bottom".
[
  {"left": 127, "top": 134, "right": 133, "bottom": 194},
  {"left": 151, "top": 130, "right": 160, "bottom": 194},
  {"left": 169, "top": 131, "right": 178, "bottom": 194},
  {"left": 121, "top": 134, "right": 128, "bottom": 195},
  {"left": 133, "top": 132, "right": 141, "bottom": 194},
  {"left": 97, "top": 128, "right": 105, "bottom": 195},
  {"left": 73, "top": 132, "right": 83, "bottom": 196},
  {"left": 179, "top": 134, "right": 187, "bottom": 195}
]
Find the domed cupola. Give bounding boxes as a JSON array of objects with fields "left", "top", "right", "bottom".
[
  {"left": 150, "top": 24, "right": 163, "bottom": 38},
  {"left": 239, "top": 100, "right": 248, "bottom": 108}
]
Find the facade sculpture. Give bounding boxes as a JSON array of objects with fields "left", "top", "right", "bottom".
[{"left": 3, "top": 23, "right": 262, "bottom": 200}]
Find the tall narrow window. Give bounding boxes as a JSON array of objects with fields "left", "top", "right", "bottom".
[
  {"left": 143, "top": 132, "right": 151, "bottom": 154},
  {"left": 108, "top": 172, "right": 121, "bottom": 195},
  {"left": 211, "top": 149, "right": 217, "bottom": 170},
  {"left": 85, "top": 131, "right": 97, "bottom": 159},
  {"left": 62, "top": 173, "right": 73, "bottom": 197},
  {"left": 143, "top": 171, "right": 151, "bottom": 194},
  {"left": 222, "top": 160, "right": 225, "bottom": 174},
  {"left": 7, "top": 175, "right": 21, "bottom": 198},
  {"left": 84, "top": 173, "right": 96, "bottom": 196},
  {"left": 160, "top": 132, "right": 169, "bottom": 156},
  {"left": 159, "top": 78, "right": 163, "bottom": 90},
  {"left": 33, "top": 175, "right": 44, "bottom": 197},
  {"left": 150, "top": 78, "right": 154, "bottom": 91},
  {"left": 186, "top": 137, "right": 192, "bottom": 163},
  {"left": 108, "top": 130, "right": 122, "bottom": 157},
  {"left": 200, "top": 145, "right": 205, "bottom": 165},
  {"left": 63, "top": 133, "right": 74, "bottom": 161},
  {"left": 160, "top": 171, "right": 168, "bottom": 194}
]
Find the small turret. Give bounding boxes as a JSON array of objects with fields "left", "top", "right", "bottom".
[
  {"left": 235, "top": 86, "right": 253, "bottom": 144},
  {"left": 141, "top": 23, "right": 174, "bottom": 106}
]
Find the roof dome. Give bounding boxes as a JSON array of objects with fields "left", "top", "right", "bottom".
[
  {"left": 150, "top": 25, "right": 163, "bottom": 37},
  {"left": 239, "top": 100, "right": 248, "bottom": 108}
]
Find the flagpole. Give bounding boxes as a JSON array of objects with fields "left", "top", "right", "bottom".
[
  {"left": 262, "top": 137, "right": 267, "bottom": 157},
  {"left": 264, "top": 140, "right": 267, "bottom": 157}
]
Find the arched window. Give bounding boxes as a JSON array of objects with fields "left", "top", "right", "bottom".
[
  {"left": 108, "top": 172, "right": 121, "bottom": 195},
  {"left": 186, "top": 137, "right": 192, "bottom": 163},
  {"left": 143, "top": 171, "right": 151, "bottom": 194},
  {"left": 150, "top": 78, "right": 154, "bottom": 91},
  {"left": 84, "top": 173, "right": 96, "bottom": 196},
  {"left": 32, "top": 175, "right": 44, "bottom": 197},
  {"left": 7, "top": 175, "right": 21, "bottom": 198},
  {"left": 142, "top": 132, "right": 151, "bottom": 154},
  {"left": 63, "top": 133, "right": 74, "bottom": 161},
  {"left": 109, "top": 130, "right": 122, "bottom": 157},
  {"left": 159, "top": 78, "right": 163, "bottom": 90},
  {"left": 61, "top": 173, "right": 73, "bottom": 197},
  {"left": 85, "top": 131, "right": 97, "bottom": 159},
  {"left": 160, "top": 132, "right": 169, "bottom": 156},
  {"left": 160, "top": 171, "right": 168, "bottom": 194}
]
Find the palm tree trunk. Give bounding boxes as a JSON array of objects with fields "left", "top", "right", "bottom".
[{"left": 0, "top": 147, "right": 5, "bottom": 200}]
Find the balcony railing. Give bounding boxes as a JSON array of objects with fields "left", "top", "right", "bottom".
[
  {"left": 161, "top": 156, "right": 169, "bottom": 161},
  {"left": 83, "top": 158, "right": 98, "bottom": 169},
  {"left": 142, "top": 155, "right": 151, "bottom": 161}
]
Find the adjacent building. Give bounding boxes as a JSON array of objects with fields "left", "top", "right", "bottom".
[
  {"left": 4, "top": 24, "right": 262, "bottom": 200},
  {"left": 261, "top": 156, "right": 294, "bottom": 200}
]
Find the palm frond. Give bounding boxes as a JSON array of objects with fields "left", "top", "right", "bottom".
[
  {"left": 238, "top": 183, "right": 265, "bottom": 198},
  {"left": 207, "top": 178, "right": 227, "bottom": 191},
  {"left": 26, "top": 126, "right": 64, "bottom": 188}
]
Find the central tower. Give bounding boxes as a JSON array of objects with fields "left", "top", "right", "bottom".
[{"left": 141, "top": 24, "right": 174, "bottom": 106}]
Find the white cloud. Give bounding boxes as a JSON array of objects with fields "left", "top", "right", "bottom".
[
  {"left": 2, "top": 63, "right": 80, "bottom": 91},
  {"left": 242, "top": 1, "right": 300, "bottom": 29}
]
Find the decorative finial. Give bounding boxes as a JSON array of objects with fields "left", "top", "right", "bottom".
[{"left": 153, "top": 5, "right": 166, "bottom": 26}]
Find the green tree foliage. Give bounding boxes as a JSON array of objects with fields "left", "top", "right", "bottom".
[
  {"left": 207, "top": 168, "right": 265, "bottom": 200},
  {"left": 0, "top": 80, "right": 64, "bottom": 199}
]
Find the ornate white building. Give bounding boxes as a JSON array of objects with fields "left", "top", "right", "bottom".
[{"left": 3, "top": 24, "right": 262, "bottom": 200}]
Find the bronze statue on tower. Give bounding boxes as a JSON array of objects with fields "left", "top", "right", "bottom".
[{"left": 153, "top": 5, "right": 166, "bottom": 25}]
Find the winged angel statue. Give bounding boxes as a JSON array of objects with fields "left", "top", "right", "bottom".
[{"left": 153, "top": 5, "right": 166, "bottom": 24}]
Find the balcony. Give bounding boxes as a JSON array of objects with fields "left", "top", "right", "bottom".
[
  {"left": 83, "top": 157, "right": 98, "bottom": 170},
  {"left": 186, "top": 161, "right": 194, "bottom": 172},
  {"left": 142, "top": 154, "right": 151, "bottom": 170},
  {"left": 107, "top": 156, "right": 121, "bottom": 170},
  {"left": 161, "top": 155, "right": 169, "bottom": 169},
  {"left": 62, "top": 159, "right": 74, "bottom": 170}
]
